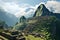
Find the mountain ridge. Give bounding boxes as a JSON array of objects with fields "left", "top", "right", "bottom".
[{"left": 0, "top": 8, "right": 18, "bottom": 26}]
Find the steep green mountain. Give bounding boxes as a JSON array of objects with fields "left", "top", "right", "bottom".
[
  {"left": 33, "top": 4, "right": 50, "bottom": 17},
  {"left": 0, "top": 8, "right": 18, "bottom": 26},
  {"left": 19, "top": 16, "right": 26, "bottom": 23},
  {"left": 33, "top": 4, "right": 60, "bottom": 19},
  {"left": 13, "top": 16, "right": 27, "bottom": 30}
]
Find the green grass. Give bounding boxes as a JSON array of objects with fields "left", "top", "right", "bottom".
[{"left": 25, "top": 35, "right": 44, "bottom": 40}]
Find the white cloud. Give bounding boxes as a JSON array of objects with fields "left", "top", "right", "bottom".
[
  {"left": 15, "top": 4, "right": 35, "bottom": 18},
  {"left": 45, "top": 1, "right": 60, "bottom": 13},
  {"left": 0, "top": 1, "right": 36, "bottom": 18},
  {"left": 36, "top": 1, "right": 60, "bottom": 13},
  {"left": 2, "top": 2, "right": 20, "bottom": 14}
]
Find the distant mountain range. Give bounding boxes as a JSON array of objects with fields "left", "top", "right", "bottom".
[{"left": 0, "top": 8, "right": 18, "bottom": 26}]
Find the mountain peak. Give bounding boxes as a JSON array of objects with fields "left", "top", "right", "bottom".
[
  {"left": 37, "top": 4, "right": 46, "bottom": 10},
  {"left": 20, "top": 16, "right": 26, "bottom": 23},
  {"left": 33, "top": 4, "right": 50, "bottom": 17}
]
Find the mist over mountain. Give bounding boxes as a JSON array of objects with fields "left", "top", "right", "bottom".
[{"left": 0, "top": 8, "right": 18, "bottom": 26}]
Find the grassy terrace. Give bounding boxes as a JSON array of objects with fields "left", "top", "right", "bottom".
[
  {"left": 25, "top": 35, "right": 44, "bottom": 40},
  {"left": 0, "top": 29, "right": 45, "bottom": 40}
]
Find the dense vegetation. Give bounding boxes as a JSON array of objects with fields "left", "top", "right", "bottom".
[{"left": 13, "top": 16, "right": 57, "bottom": 40}]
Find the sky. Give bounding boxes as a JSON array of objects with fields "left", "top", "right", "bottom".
[{"left": 0, "top": 0, "right": 60, "bottom": 18}]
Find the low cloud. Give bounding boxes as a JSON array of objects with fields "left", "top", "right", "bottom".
[
  {"left": 0, "top": 1, "right": 36, "bottom": 18},
  {"left": 15, "top": 4, "right": 36, "bottom": 18}
]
